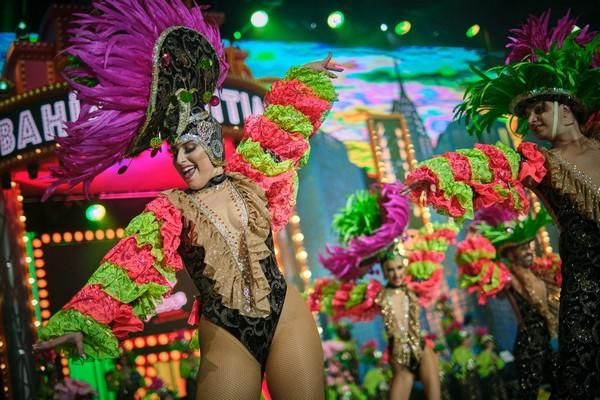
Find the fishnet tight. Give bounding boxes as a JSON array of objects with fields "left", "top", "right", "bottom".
[{"left": 195, "top": 285, "right": 324, "bottom": 400}]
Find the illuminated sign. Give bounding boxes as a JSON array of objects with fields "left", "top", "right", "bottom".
[{"left": 0, "top": 78, "right": 266, "bottom": 161}]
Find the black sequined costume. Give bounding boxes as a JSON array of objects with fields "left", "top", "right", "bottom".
[
  {"left": 536, "top": 177, "right": 600, "bottom": 399},
  {"left": 510, "top": 289, "right": 558, "bottom": 399},
  {"left": 180, "top": 231, "right": 286, "bottom": 369}
]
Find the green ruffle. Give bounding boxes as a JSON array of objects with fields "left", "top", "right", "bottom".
[
  {"left": 412, "top": 238, "right": 452, "bottom": 252},
  {"left": 321, "top": 282, "right": 340, "bottom": 315},
  {"left": 264, "top": 105, "right": 314, "bottom": 138},
  {"left": 88, "top": 263, "right": 169, "bottom": 319},
  {"left": 483, "top": 266, "right": 501, "bottom": 292},
  {"left": 459, "top": 262, "right": 491, "bottom": 289},
  {"left": 124, "top": 211, "right": 176, "bottom": 283},
  {"left": 496, "top": 142, "right": 520, "bottom": 179},
  {"left": 456, "top": 149, "right": 492, "bottom": 183},
  {"left": 284, "top": 66, "right": 337, "bottom": 102},
  {"left": 456, "top": 249, "right": 496, "bottom": 265},
  {"left": 408, "top": 261, "right": 438, "bottom": 280},
  {"left": 422, "top": 157, "right": 474, "bottom": 219},
  {"left": 346, "top": 283, "right": 367, "bottom": 309},
  {"left": 38, "top": 309, "right": 119, "bottom": 359},
  {"left": 298, "top": 143, "right": 311, "bottom": 168},
  {"left": 237, "top": 139, "right": 295, "bottom": 177}
]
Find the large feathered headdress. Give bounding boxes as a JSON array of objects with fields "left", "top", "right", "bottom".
[
  {"left": 455, "top": 10, "right": 600, "bottom": 137},
  {"left": 46, "top": 0, "right": 229, "bottom": 196}
]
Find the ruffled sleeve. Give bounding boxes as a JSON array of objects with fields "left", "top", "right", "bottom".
[
  {"left": 308, "top": 278, "right": 382, "bottom": 322},
  {"left": 226, "top": 66, "right": 337, "bottom": 232},
  {"left": 405, "top": 141, "right": 547, "bottom": 221},
  {"left": 37, "top": 195, "right": 184, "bottom": 359}
]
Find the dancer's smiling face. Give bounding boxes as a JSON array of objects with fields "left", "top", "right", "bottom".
[{"left": 171, "top": 140, "right": 222, "bottom": 190}]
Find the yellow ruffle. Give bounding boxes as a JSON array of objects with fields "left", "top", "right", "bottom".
[
  {"left": 164, "top": 172, "right": 273, "bottom": 318},
  {"left": 544, "top": 149, "right": 600, "bottom": 225}
]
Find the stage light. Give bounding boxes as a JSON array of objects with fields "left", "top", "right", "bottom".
[
  {"left": 250, "top": 11, "right": 268, "bottom": 28},
  {"left": 327, "top": 11, "right": 344, "bottom": 29},
  {"left": 0, "top": 80, "right": 8, "bottom": 92},
  {"left": 17, "top": 21, "right": 26, "bottom": 30},
  {"left": 466, "top": 24, "right": 480, "bottom": 38},
  {"left": 233, "top": 31, "right": 242, "bottom": 40},
  {"left": 395, "top": 21, "right": 411, "bottom": 35},
  {"left": 380, "top": 23, "right": 388, "bottom": 32},
  {"left": 85, "top": 204, "right": 106, "bottom": 221}
]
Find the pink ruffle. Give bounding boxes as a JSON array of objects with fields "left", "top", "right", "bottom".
[
  {"left": 408, "top": 250, "right": 445, "bottom": 264},
  {"left": 332, "top": 280, "right": 383, "bottom": 322},
  {"left": 406, "top": 166, "right": 465, "bottom": 217},
  {"left": 517, "top": 142, "right": 547, "bottom": 184},
  {"left": 243, "top": 115, "right": 309, "bottom": 163},
  {"left": 475, "top": 144, "right": 513, "bottom": 181},
  {"left": 443, "top": 152, "right": 471, "bottom": 182},
  {"left": 422, "top": 228, "right": 458, "bottom": 243},
  {"left": 265, "top": 79, "right": 332, "bottom": 134},
  {"left": 405, "top": 268, "right": 443, "bottom": 307},
  {"left": 456, "top": 234, "right": 496, "bottom": 255},
  {"left": 226, "top": 154, "right": 296, "bottom": 232},
  {"left": 65, "top": 284, "right": 143, "bottom": 339},
  {"left": 470, "top": 181, "right": 510, "bottom": 210},
  {"left": 145, "top": 196, "right": 184, "bottom": 271},
  {"left": 103, "top": 238, "right": 169, "bottom": 287},
  {"left": 187, "top": 298, "right": 201, "bottom": 326}
]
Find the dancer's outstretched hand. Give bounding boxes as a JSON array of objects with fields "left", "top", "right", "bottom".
[
  {"left": 302, "top": 52, "right": 344, "bottom": 78},
  {"left": 33, "top": 332, "right": 85, "bottom": 358}
]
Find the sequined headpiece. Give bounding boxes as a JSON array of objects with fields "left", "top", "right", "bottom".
[{"left": 46, "top": 0, "right": 229, "bottom": 197}]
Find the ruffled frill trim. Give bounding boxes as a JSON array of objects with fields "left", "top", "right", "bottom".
[
  {"left": 38, "top": 308, "right": 120, "bottom": 359},
  {"left": 532, "top": 253, "right": 562, "bottom": 287},
  {"left": 307, "top": 278, "right": 382, "bottom": 322},
  {"left": 543, "top": 148, "right": 600, "bottom": 225},
  {"left": 456, "top": 235, "right": 510, "bottom": 304},
  {"left": 226, "top": 155, "right": 296, "bottom": 232},
  {"left": 265, "top": 79, "right": 332, "bottom": 134},
  {"left": 264, "top": 104, "right": 313, "bottom": 139},
  {"left": 243, "top": 115, "right": 309, "bottom": 164},
  {"left": 284, "top": 66, "right": 337, "bottom": 103},
  {"left": 237, "top": 139, "right": 295, "bottom": 176},
  {"left": 164, "top": 173, "right": 273, "bottom": 318},
  {"left": 405, "top": 268, "right": 443, "bottom": 307},
  {"left": 65, "top": 284, "right": 143, "bottom": 339}
]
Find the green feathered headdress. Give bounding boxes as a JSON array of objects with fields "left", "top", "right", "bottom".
[
  {"left": 455, "top": 11, "right": 600, "bottom": 137},
  {"left": 476, "top": 207, "right": 552, "bottom": 254}
]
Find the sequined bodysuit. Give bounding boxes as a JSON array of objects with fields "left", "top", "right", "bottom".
[
  {"left": 167, "top": 174, "right": 287, "bottom": 369},
  {"left": 535, "top": 148, "right": 600, "bottom": 399},
  {"left": 376, "top": 285, "right": 422, "bottom": 372}
]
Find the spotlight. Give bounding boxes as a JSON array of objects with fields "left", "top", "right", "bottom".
[
  {"left": 380, "top": 23, "right": 388, "bottom": 32},
  {"left": 327, "top": 11, "right": 344, "bottom": 29},
  {"left": 16, "top": 21, "right": 28, "bottom": 41},
  {"left": 27, "top": 163, "right": 39, "bottom": 179},
  {"left": 233, "top": 31, "right": 242, "bottom": 40},
  {"left": 250, "top": 11, "right": 269, "bottom": 28},
  {"left": 466, "top": 24, "right": 480, "bottom": 38},
  {"left": 394, "top": 21, "right": 411, "bottom": 35},
  {"left": 85, "top": 204, "right": 106, "bottom": 222}
]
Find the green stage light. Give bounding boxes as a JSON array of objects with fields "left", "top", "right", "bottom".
[
  {"left": 327, "top": 11, "right": 344, "bottom": 29},
  {"left": 394, "top": 21, "right": 411, "bottom": 35},
  {"left": 233, "top": 31, "right": 242, "bottom": 40},
  {"left": 466, "top": 24, "right": 480, "bottom": 38},
  {"left": 251, "top": 11, "right": 269, "bottom": 28},
  {"left": 380, "top": 23, "right": 388, "bottom": 32},
  {"left": 17, "top": 21, "right": 26, "bottom": 30},
  {"left": 0, "top": 81, "right": 8, "bottom": 92},
  {"left": 86, "top": 204, "right": 106, "bottom": 222}
]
